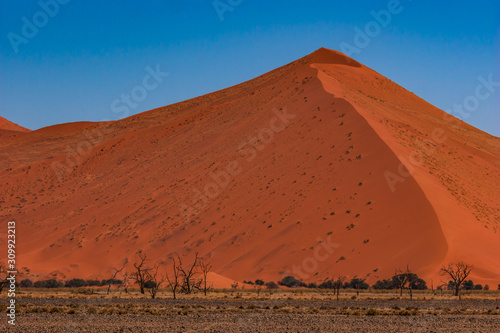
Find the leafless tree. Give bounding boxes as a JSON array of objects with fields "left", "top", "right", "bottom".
[
  {"left": 395, "top": 266, "right": 409, "bottom": 297},
  {"left": 133, "top": 253, "right": 151, "bottom": 294},
  {"left": 166, "top": 257, "right": 181, "bottom": 299},
  {"left": 107, "top": 259, "right": 128, "bottom": 295},
  {"left": 430, "top": 279, "right": 436, "bottom": 296},
  {"left": 176, "top": 252, "right": 200, "bottom": 294},
  {"left": 254, "top": 284, "right": 262, "bottom": 295},
  {"left": 406, "top": 269, "right": 416, "bottom": 301},
  {"left": 146, "top": 264, "right": 166, "bottom": 299},
  {"left": 440, "top": 261, "right": 473, "bottom": 299},
  {"left": 123, "top": 272, "right": 130, "bottom": 293},
  {"left": 198, "top": 259, "right": 212, "bottom": 296},
  {"left": 0, "top": 262, "right": 8, "bottom": 293},
  {"left": 333, "top": 275, "right": 346, "bottom": 301},
  {"left": 438, "top": 282, "right": 447, "bottom": 297}
]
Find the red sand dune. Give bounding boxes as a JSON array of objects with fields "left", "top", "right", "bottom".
[
  {"left": 1, "top": 48, "right": 499, "bottom": 287},
  {"left": 0, "top": 116, "right": 30, "bottom": 132},
  {"left": 0, "top": 116, "right": 30, "bottom": 142}
]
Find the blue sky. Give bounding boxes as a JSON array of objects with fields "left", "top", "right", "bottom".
[{"left": 1, "top": 0, "right": 499, "bottom": 135}]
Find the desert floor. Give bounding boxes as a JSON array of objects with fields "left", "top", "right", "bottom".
[{"left": 1, "top": 289, "right": 499, "bottom": 332}]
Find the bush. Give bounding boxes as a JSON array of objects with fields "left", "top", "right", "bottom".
[
  {"left": 462, "top": 280, "right": 474, "bottom": 290},
  {"left": 265, "top": 281, "right": 278, "bottom": 289},
  {"left": 279, "top": 276, "right": 306, "bottom": 288},
  {"left": 85, "top": 280, "right": 101, "bottom": 287},
  {"left": 144, "top": 281, "right": 157, "bottom": 289},
  {"left": 344, "top": 278, "right": 369, "bottom": 290},
  {"left": 411, "top": 278, "right": 427, "bottom": 290},
  {"left": 474, "top": 284, "right": 483, "bottom": 290},
  {"left": 308, "top": 282, "right": 317, "bottom": 289},
  {"left": 20, "top": 279, "right": 33, "bottom": 288},
  {"left": 318, "top": 280, "right": 335, "bottom": 289},
  {"left": 366, "top": 308, "right": 378, "bottom": 316},
  {"left": 372, "top": 279, "right": 395, "bottom": 290},
  {"left": 255, "top": 279, "right": 265, "bottom": 286},
  {"left": 33, "top": 279, "right": 64, "bottom": 288},
  {"left": 101, "top": 278, "right": 122, "bottom": 286},
  {"left": 65, "top": 279, "right": 86, "bottom": 288}
]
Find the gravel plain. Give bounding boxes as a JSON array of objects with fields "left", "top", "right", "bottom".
[{"left": 2, "top": 293, "right": 499, "bottom": 332}]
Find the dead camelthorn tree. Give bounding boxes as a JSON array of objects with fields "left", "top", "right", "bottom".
[
  {"left": 123, "top": 272, "right": 130, "bottom": 293},
  {"left": 0, "top": 262, "right": 8, "bottom": 293},
  {"left": 394, "top": 265, "right": 416, "bottom": 300},
  {"left": 107, "top": 259, "right": 128, "bottom": 295},
  {"left": 133, "top": 253, "right": 151, "bottom": 294},
  {"left": 333, "top": 275, "right": 346, "bottom": 301},
  {"left": 394, "top": 266, "right": 410, "bottom": 297},
  {"left": 166, "top": 257, "right": 180, "bottom": 299},
  {"left": 146, "top": 264, "right": 166, "bottom": 299},
  {"left": 440, "top": 261, "right": 473, "bottom": 299},
  {"left": 198, "top": 259, "right": 212, "bottom": 296},
  {"left": 176, "top": 252, "right": 200, "bottom": 294},
  {"left": 405, "top": 267, "right": 417, "bottom": 301}
]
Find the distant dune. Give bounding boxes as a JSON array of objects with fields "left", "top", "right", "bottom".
[
  {"left": 1, "top": 48, "right": 498, "bottom": 287},
  {"left": 0, "top": 116, "right": 30, "bottom": 132}
]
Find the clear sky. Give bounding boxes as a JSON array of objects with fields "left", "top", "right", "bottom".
[{"left": 1, "top": 0, "right": 499, "bottom": 136}]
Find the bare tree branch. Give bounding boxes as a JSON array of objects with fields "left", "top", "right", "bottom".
[
  {"left": 166, "top": 256, "right": 180, "bottom": 299},
  {"left": 107, "top": 259, "right": 128, "bottom": 295},
  {"left": 133, "top": 253, "right": 151, "bottom": 294},
  {"left": 145, "top": 264, "right": 166, "bottom": 299},
  {"left": 176, "top": 252, "right": 200, "bottom": 294},
  {"left": 440, "top": 261, "right": 473, "bottom": 299},
  {"left": 198, "top": 259, "right": 212, "bottom": 296}
]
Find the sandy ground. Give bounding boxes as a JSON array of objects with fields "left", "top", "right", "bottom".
[
  {"left": 2, "top": 292, "right": 499, "bottom": 332},
  {"left": 7, "top": 313, "right": 500, "bottom": 333}
]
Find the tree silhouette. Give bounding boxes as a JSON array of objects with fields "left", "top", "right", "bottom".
[{"left": 440, "top": 261, "right": 473, "bottom": 299}]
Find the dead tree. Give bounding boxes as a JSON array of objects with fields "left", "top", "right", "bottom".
[
  {"left": 177, "top": 252, "right": 200, "bottom": 294},
  {"left": 123, "top": 272, "right": 130, "bottom": 293},
  {"left": 107, "top": 259, "right": 128, "bottom": 295},
  {"left": 0, "top": 262, "right": 8, "bottom": 293},
  {"left": 133, "top": 253, "right": 151, "bottom": 294},
  {"left": 440, "top": 262, "right": 473, "bottom": 299},
  {"left": 395, "top": 267, "right": 409, "bottom": 297},
  {"left": 333, "top": 276, "right": 346, "bottom": 301},
  {"left": 438, "top": 283, "right": 447, "bottom": 297},
  {"left": 146, "top": 264, "right": 165, "bottom": 299},
  {"left": 406, "top": 269, "right": 415, "bottom": 301},
  {"left": 254, "top": 284, "right": 262, "bottom": 295},
  {"left": 198, "top": 259, "right": 212, "bottom": 296},
  {"left": 166, "top": 257, "right": 180, "bottom": 299}
]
